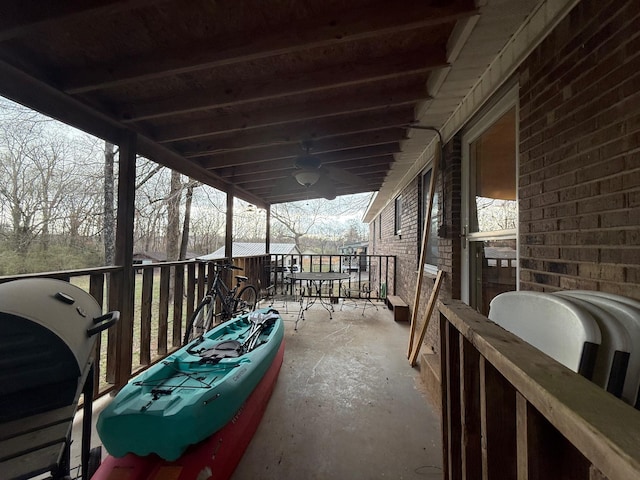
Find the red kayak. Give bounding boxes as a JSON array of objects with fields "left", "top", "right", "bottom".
[{"left": 92, "top": 340, "right": 285, "bottom": 480}]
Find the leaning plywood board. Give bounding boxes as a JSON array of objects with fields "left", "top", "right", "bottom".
[
  {"left": 407, "top": 143, "right": 440, "bottom": 357},
  {"left": 410, "top": 270, "right": 444, "bottom": 366}
]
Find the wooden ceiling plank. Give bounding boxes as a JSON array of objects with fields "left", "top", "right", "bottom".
[
  {"left": 232, "top": 156, "right": 394, "bottom": 185},
  {"left": 0, "top": 0, "right": 168, "bottom": 42},
  {"left": 251, "top": 182, "right": 381, "bottom": 198},
  {"left": 211, "top": 143, "right": 402, "bottom": 177},
  {"left": 63, "top": 0, "right": 477, "bottom": 94},
  {"left": 198, "top": 131, "right": 403, "bottom": 168},
  {"left": 177, "top": 108, "right": 414, "bottom": 157},
  {"left": 136, "top": 138, "right": 267, "bottom": 208},
  {"left": 120, "top": 49, "right": 446, "bottom": 122},
  {"left": 0, "top": 59, "right": 266, "bottom": 209},
  {"left": 153, "top": 85, "right": 427, "bottom": 143},
  {"left": 264, "top": 185, "right": 379, "bottom": 204},
  {"left": 0, "top": 58, "right": 122, "bottom": 145}
]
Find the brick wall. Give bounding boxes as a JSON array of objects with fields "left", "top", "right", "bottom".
[
  {"left": 519, "top": 0, "right": 640, "bottom": 300},
  {"left": 370, "top": 137, "right": 462, "bottom": 353}
]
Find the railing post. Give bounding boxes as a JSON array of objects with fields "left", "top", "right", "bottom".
[
  {"left": 199, "top": 261, "right": 207, "bottom": 297},
  {"left": 461, "top": 336, "right": 482, "bottom": 478},
  {"left": 445, "top": 321, "right": 462, "bottom": 480},
  {"left": 186, "top": 262, "right": 196, "bottom": 323},
  {"left": 479, "top": 357, "right": 517, "bottom": 479},
  {"left": 158, "top": 265, "right": 170, "bottom": 355},
  {"left": 516, "top": 392, "right": 591, "bottom": 480},
  {"left": 440, "top": 313, "right": 450, "bottom": 480},
  {"left": 172, "top": 264, "right": 184, "bottom": 348},
  {"left": 140, "top": 267, "right": 153, "bottom": 366},
  {"left": 89, "top": 273, "right": 105, "bottom": 398}
]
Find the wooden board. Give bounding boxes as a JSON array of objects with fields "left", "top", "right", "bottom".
[
  {"left": 409, "top": 270, "right": 443, "bottom": 366},
  {"left": 407, "top": 142, "right": 440, "bottom": 357}
]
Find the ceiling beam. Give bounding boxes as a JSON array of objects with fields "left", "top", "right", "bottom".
[
  {"left": 243, "top": 170, "right": 387, "bottom": 192},
  {"left": 233, "top": 156, "right": 394, "bottom": 186},
  {"left": 253, "top": 182, "right": 382, "bottom": 199},
  {"left": 0, "top": 0, "right": 168, "bottom": 42},
  {"left": 0, "top": 58, "right": 267, "bottom": 209},
  {"left": 63, "top": 0, "right": 477, "bottom": 94},
  {"left": 215, "top": 144, "right": 401, "bottom": 178},
  {"left": 153, "top": 83, "right": 427, "bottom": 143},
  {"left": 175, "top": 108, "right": 414, "bottom": 157},
  {"left": 264, "top": 185, "right": 379, "bottom": 204},
  {"left": 119, "top": 49, "right": 446, "bottom": 122},
  {"left": 198, "top": 131, "right": 403, "bottom": 168}
]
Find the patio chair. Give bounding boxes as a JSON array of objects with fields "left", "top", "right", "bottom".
[
  {"left": 264, "top": 282, "right": 290, "bottom": 314},
  {"left": 553, "top": 293, "right": 631, "bottom": 398},
  {"left": 340, "top": 283, "right": 378, "bottom": 316},
  {"left": 488, "top": 291, "right": 601, "bottom": 378},
  {"left": 555, "top": 291, "right": 640, "bottom": 408}
]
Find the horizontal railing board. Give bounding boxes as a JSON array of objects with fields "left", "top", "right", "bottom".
[{"left": 439, "top": 299, "right": 640, "bottom": 480}]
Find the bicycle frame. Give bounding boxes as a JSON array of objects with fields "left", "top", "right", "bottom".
[
  {"left": 205, "top": 268, "right": 242, "bottom": 321},
  {"left": 184, "top": 263, "right": 258, "bottom": 345}
]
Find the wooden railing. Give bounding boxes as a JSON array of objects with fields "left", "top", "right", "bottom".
[
  {"left": 439, "top": 299, "right": 640, "bottom": 480},
  {"left": 0, "top": 255, "right": 271, "bottom": 399},
  {"left": 0, "top": 254, "right": 394, "bottom": 401}
]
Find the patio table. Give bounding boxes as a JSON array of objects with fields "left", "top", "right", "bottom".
[{"left": 287, "top": 272, "right": 350, "bottom": 330}]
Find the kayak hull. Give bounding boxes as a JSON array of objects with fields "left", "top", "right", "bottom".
[
  {"left": 92, "top": 339, "right": 285, "bottom": 480},
  {"left": 97, "top": 309, "right": 284, "bottom": 460}
]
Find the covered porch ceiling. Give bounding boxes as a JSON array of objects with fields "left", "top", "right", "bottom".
[{"left": 0, "top": 0, "right": 541, "bottom": 209}]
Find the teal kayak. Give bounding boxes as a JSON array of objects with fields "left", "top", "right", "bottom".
[{"left": 97, "top": 308, "right": 284, "bottom": 461}]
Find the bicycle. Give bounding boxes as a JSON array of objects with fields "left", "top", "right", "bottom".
[{"left": 183, "top": 263, "right": 258, "bottom": 344}]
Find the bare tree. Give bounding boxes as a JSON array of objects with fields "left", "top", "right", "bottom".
[
  {"left": 166, "top": 171, "right": 182, "bottom": 261},
  {"left": 0, "top": 99, "right": 106, "bottom": 273},
  {"left": 0, "top": 112, "right": 79, "bottom": 253},
  {"left": 180, "top": 179, "right": 200, "bottom": 259},
  {"left": 271, "top": 193, "right": 371, "bottom": 252}
]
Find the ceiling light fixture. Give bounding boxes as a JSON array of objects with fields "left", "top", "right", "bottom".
[{"left": 294, "top": 169, "right": 321, "bottom": 187}]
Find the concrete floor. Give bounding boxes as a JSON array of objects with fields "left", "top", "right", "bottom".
[{"left": 69, "top": 299, "right": 443, "bottom": 479}]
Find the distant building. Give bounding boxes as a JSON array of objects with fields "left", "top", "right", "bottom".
[
  {"left": 132, "top": 250, "right": 199, "bottom": 265},
  {"left": 198, "top": 242, "right": 300, "bottom": 260},
  {"left": 338, "top": 241, "right": 369, "bottom": 272}
]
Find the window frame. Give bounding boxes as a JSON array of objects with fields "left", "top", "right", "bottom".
[
  {"left": 420, "top": 163, "right": 440, "bottom": 274},
  {"left": 394, "top": 195, "right": 402, "bottom": 236}
]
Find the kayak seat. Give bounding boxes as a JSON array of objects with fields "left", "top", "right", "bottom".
[
  {"left": 249, "top": 310, "right": 280, "bottom": 328},
  {"left": 198, "top": 340, "right": 243, "bottom": 364}
]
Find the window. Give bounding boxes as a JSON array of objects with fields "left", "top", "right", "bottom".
[
  {"left": 394, "top": 195, "right": 402, "bottom": 236},
  {"left": 420, "top": 166, "right": 440, "bottom": 271},
  {"left": 462, "top": 88, "right": 518, "bottom": 313}
]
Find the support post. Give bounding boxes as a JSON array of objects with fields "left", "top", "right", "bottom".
[
  {"left": 266, "top": 205, "right": 271, "bottom": 254},
  {"left": 225, "top": 188, "right": 234, "bottom": 261},
  {"left": 110, "top": 130, "right": 136, "bottom": 389}
]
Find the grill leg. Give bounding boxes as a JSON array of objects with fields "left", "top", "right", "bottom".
[
  {"left": 52, "top": 439, "right": 72, "bottom": 479},
  {"left": 81, "top": 364, "right": 95, "bottom": 480}
]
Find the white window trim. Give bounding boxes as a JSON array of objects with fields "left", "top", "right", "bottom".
[
  {"left": 420, "top": 161, "right": 440, "bottom": 274},
  {"left": 394, "top": 195, "right": 402, "bottom": 236},
  {"left": 461, "top": 85, "right": 520, "bottom": 303}
]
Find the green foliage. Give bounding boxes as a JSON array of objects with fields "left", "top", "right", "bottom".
[{"left": 0, "top": 239, "right": 103, "bottom": 275}]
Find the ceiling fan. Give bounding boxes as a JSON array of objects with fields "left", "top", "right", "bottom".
[{"left": 271, "top": 141, "right": 368, "bottom": 200}]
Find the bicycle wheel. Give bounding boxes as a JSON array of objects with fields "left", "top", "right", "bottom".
[
  {"left": 183, "top": 296, "right": 214, "bottom": 345},
  {"left": 235, "top": 285, "right": 257, "bottom": 315}
]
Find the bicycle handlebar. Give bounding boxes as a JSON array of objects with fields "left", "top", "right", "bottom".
[{"left": 212, "top": 263, "right": 243, "bottom": 271}]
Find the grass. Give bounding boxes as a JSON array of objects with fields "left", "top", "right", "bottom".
[{"left": 73, "top": 271, "right": 190, "bottom": 393}]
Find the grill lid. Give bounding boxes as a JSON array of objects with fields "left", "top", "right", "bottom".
[{"left": 0, "top": 278, "right": 119, "bottom": 422}]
